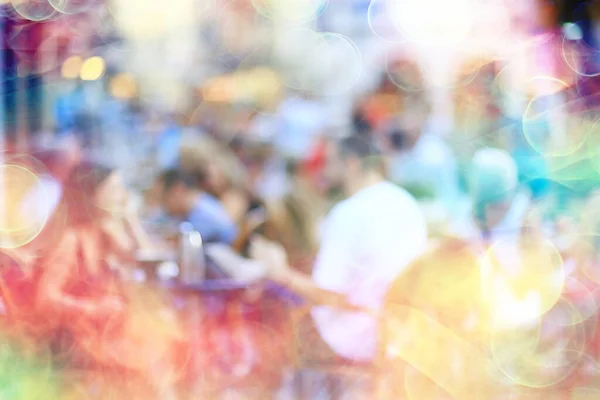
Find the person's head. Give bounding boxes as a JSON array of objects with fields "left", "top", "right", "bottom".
[
  {"left": 62, "top": 161, "right": 126, "bottom": 226},
  {"left": 469, "top": 148, "right": 519, "bottom": 231},
  {"left": 179, "top": 137, "right": 213, "bottom": 189},
  {"left": 352, "top": 102, "right": 372, "bottom": 136},
  {"left": 179, "top": 136, "right": 248, "bottom": 197},
  {"left": 159, "top": 169, "right": 198, "bottom": 217},
  {"left": 398, "top": 93, "right": 431, "bottom": 141},
  {"left": 333, "top": 135, "right": 386, "bottom": 195}
]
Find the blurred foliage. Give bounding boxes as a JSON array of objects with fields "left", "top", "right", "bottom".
[
  {"left": 397, "top": 182, "right": 437, "bottom": 201},
  {"left": 0, "top": 334, "right": 62, "bottom": 400}
]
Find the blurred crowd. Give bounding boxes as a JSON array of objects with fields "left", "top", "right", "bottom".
[{"left": 2, "top": 0, "right": 600, "bottom": 399}]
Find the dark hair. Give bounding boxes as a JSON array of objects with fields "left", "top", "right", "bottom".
[
  {"left": 352, "top": 109, "right": 371, "bottom": 136},
  {"left": 160, "top": 169, "right": 197, "bottom": 192},
  {"left": 339, "top": 135, "right": 385, "bottom": 171},
  {"left": 389, "top": 129, "right": 407, "bottom": 151},
  {"left": 62, "top": 161, "right": 115, "bottom": 226}
]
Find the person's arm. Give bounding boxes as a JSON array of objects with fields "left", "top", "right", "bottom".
[
  {"left": 251, "top": 204, "right": 364, "bottom": 311},
  {"left": 272, "top": 266, "right": 356, "bottom": 309}
]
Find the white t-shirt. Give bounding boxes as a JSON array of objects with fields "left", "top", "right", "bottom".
[{"left": 311, "top": 181, "right": 428, "bottom": 361}]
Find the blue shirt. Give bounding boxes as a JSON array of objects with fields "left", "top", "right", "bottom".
[
  {"left": 157, "top": 124, "right": 181, "bottom": 169},
  {"left": 187, "top": 194, "right": 238, "bottom": 245},
  {"left": 55, "top": 88, "right": 86, "bottom": 133}
]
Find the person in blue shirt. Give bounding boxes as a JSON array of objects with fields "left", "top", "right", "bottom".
[{"left": 158, "top": 169, "right": 238, "bottom": 245}]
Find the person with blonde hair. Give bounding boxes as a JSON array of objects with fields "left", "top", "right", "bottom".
[
  {"left": 262, "top": 187, "right": 322, "bottom": 275},
  {"left": 252, "top": 135, "right": 428, "bottom": 363},
  {"left": 179, "top": 135, "right": 253, "bottom": 229}
]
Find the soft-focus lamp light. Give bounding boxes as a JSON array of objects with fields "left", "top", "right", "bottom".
[
  {"left": 61, "top": 56, "right": 83, "bottom": 79},
  {"left": 80, "top": 56, "right": 105, "bottom": 81},
  {"left": 109, "top": 73, "right": 137, "bottom": 99}
]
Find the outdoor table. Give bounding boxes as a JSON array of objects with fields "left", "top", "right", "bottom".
[{"left": 131, "top": 240, "right": 305, "bottom": 396}]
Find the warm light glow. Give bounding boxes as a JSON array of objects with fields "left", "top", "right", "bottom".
[
  {"left": 111, "top": 0, "right": 196, "bottom": 39},
  {"left": 202, "top": 76, "right": 235, "bottom": 103},
  {"left": 252, "top": 0, "right": 326, "bottom": 23},
  {"left": 0, "top": 164, "right": 48, "bottom": 249},
  {"left": 247, "top": 67, "right": 282, "bottom": 105},
  {"left": 80, "top": 56, "right": 106, "bottom": 81},
  {"left": 61, "top": 55, "right": 83, "bottom": 79},
  {"left": 109, "top": 73, "right": 137, "bottom": 99},
  {"left": 389, "top": 0, "right": 474, "bottom": 47}
]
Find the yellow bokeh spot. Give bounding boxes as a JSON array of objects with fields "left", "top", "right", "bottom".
[
  {"left": 109, "top": 73, "right": 137, "bottom": 100},
  {"left": 481, "top": 237, "right": 565, "bottom": 329},
  {"left": 384, "top": 305, "right": 494, "bottom": 399},
  {"left": 0, "top": 164, "right": 48, "bottom": 249},
  {"left": 80, "top": 56, "right": 105, "bottom": 81},
  {"left": 61, "top": 56, "right": 83, "bottom": 79},
  {"left": 252, "top": 0, "right": 326, "bottom": 23},
  {"left": 490, "top": 297, "right": 586, "bottom": 389}
]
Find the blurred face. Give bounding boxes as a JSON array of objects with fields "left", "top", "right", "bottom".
[
  {"left": 161, "top": 183, "right": 191, "bottom": 217},
  {"left": 94, "top": 172, "right": 128, "bottom": 216},
  {"left": 341, "top": 155, "right": 363, "bottom": 195},
  {"left": 324, "top": 145, "right": 367, "bottom": 196},
  {"left": 205, "top": 161, "right": 228, "bottom": 196}
]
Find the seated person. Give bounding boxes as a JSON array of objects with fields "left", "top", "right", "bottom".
[
  {"left": 34, "top": 161, "right": 180, "bottom": 396},
  {"left": 159, "top": 169, "right": 238, "bottom": 245},
  {"left": 12, "top": 140, "right": 82, "bottom": 265},
  {"left": 36, "top": 161, "right": 153, "bottom": 334}
]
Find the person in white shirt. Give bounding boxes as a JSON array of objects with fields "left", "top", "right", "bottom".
[{"left": 252, "top": 135, "right": 428, "bottom": 362}]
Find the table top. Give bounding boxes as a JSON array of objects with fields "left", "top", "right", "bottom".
[
  {"left": 136, "top": 250, "right": 177, "bottom": 263},
  {"left": 153, "top": 278, "right": 304, "bottom": 304},
  {"left": 156, "top": 279, "right": 251, "bottom": 293}
]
